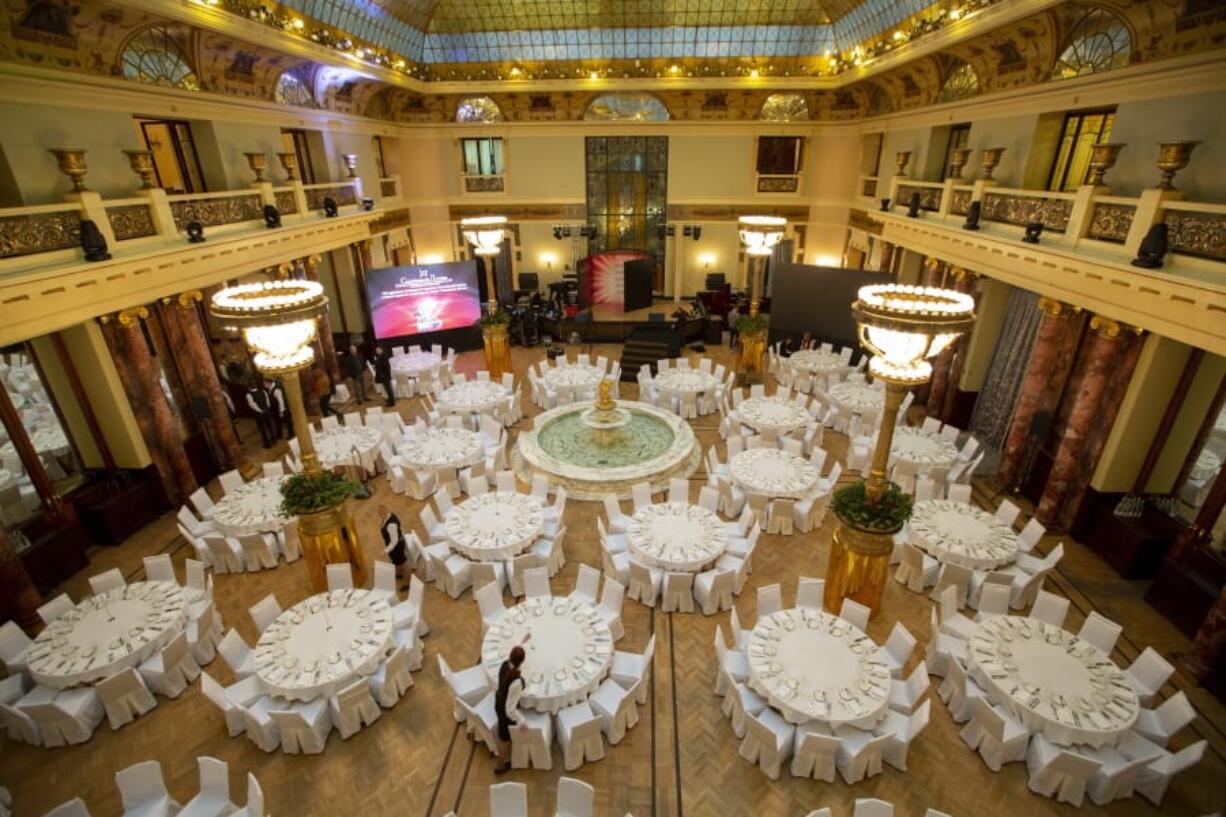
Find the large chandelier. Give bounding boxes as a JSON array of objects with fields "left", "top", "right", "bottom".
[
  {"left": 461, "top": 215, "right": 507, "bottom": 257},
  {"left": 852, "top": 284, "right": 975, "bottom": 385},
  {"left": 210, "top": 280, "right": 328, "bottom": 374},
  {"left": 738, "top": 215, "right": 787, "bottom": 256}
]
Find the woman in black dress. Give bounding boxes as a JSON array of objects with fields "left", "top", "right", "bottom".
[
  {"left": 494, "top": 643, "right": 529, "bottom": 773},
  {"left": 377, "top": 504, "right": 409, "bottom": 592}
]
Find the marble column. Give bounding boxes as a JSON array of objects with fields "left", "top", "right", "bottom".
[
  {"left": 997, "top": 298, "right": 1083, "bottom": 489},
  {"left": 101, "top": 308, "right": 197, "bottom": 504},
  {"left": 878, "top": 241, "right": 895, "bottom": 274},
  {"left": 0, "top": 524, "right": 42, "bottom": 631},
  {"left": 940, "top": 272, "right": 979, "bottom": 421},
  {"left": 928, "top": 269, "right": 975, "bottom": 419},
  {"left": 303, "top": 255, "right": 342, "bottom": 382},
  {"left": 1036, "top": 317, "right": 1140, "bottom": 525}
]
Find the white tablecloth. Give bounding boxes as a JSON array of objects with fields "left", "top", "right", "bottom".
[
  {"left": 27, "top": 582, "right": 188, "bottom": 689},
  {"left": 309, "top": 425, "right": 383, "bottom": 472},
  {"left": 627, "top": 502, "right": 728, "bottom": 571},
  {"left": 909, "top": 499, "right": 1019, "bottom": 569},
  {"left": 828, "top": 381, "right": 885, "bottom": 413},
  {"left": 891, "top": 426, "right": 959, "bottom": 471},
  {"left": 398, "top": 428, "right": 484, "bottom": 470},
  {"left": 208, "top": 476, "right": 287, "bottom": 537},
  {"left": 253, "top": 589, "right": 393, "bottom": 702},
  {"left": 730, "top": 449, "right": 819, "bottom": 498},
  {"left": 788, "top": 349, "right": 846, "bottom": 376},
  {"left": 390, "top": 351, "right": 442, "bottom": 376},
  {"left": 737, "top": 397, "right": 811, "bottom": 434},
  {"left": 544, "top": 364, "right": 605, "bottom": 390},
  {"left": 481, "top": 596, "right": 614, "bottom": 714},
  {"left": 445, "top": 492, "right": 544, "bottom": 561},
  {"left": 439, "top": 381, "right": 507, "bottom": 414},
  {"left": 968, "top": 617, "right": 1139, "bottom": 748},
  {"left": 747, "top": 609, "right": 891, "bottom": 728},
  {"left": 655, "top": 369, "right": 719, "bottom": 396}
]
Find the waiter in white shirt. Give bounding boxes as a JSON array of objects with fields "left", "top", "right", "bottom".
[
  {"left": 377, "top": 504, "right": 408, "bottom": 592},
  {"left": 494, "top": 641, "right": 530, "bottom": 773}
]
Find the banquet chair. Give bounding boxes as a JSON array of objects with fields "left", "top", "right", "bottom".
[
  {"left": 241, "top": 697, "right": 282, "bottom": 751},
  {"left": 834, "top": 726, "right": 890, "bottom": 784},
  {"left": 627, "top": 558, "right": 663, "bottom": 607},
  {"left": 261, "top": 461, "right": 284, "bottom": 479},
  {"left": 946, "top": 483, "right": 972, "bottom": 504},
  {"left": 974, "top": 584, "right": 1012, "bottom": 621},
  {"left": 1027, "top": 589, "right": 1070, "bottom": 627},
  {"left": 694, "top": 568, "right": 735, "bottom": 615},
  {"left": 1025, "top": 732, "right": 1101, "bottom": 806},
  {"left": 609, "top": 634, "right": 655, "bottom": 707},
  {"left": 139, "top": 631, "right": 200, "bottom": 698},
  {"left": 511, "top": 710, "right": 554, "bottom": 770},
  {"left": 465, "top": 474, "right": 488, "bottom": 496},
  {"left": 739, "top": 707, "right": 794, "bottom": 779},
  {"left": 790, "top": 720, "right": 840, "bottom": 781},
  {"left": 1078, "top": 611, "right": 1123, "bottom": 655},
  {"left": 938, "top": 424, "right": 961, "bottom": 444},
  {"left": 589, "top": 677, "right": 639, "bottom": 744},
  {"left": 1008, "top": 566, "right": 1051, "bottom": 611},
  {"left": 1133, "top": 740, "right": 1208, "bottom": 806},
  {"left": 895, "top": 543, "right": 939, "bottom": 593},
  {"left": 494, "top": 470, "right": 517, "bottom": 493},
  {"left": 1084, "top": 733, "right": 1166, "bottom": 805},
  {"left": 876, "top": 698, "right": 931, "bottom": 771},
  {"left": 961, "top": 697, "right": 1029, "bottom": 771},
  {"left": 182, "top": 757, "right": 234, "bottom": 817},
  {"left": 418, "top": 504, "right": 446, "bottom": 542},
  {"left": 715, "top": 475, "right": 746, "bottom": 518},
  {"left": 269, "top": 700, "right": 331, "bottom": 754},
  {"left": 661, "top": 572, "right": 695, "bottom": 613},
  {"left": 1133, "top": 690, "right": 1196, "bottom": 745},
  {"left": 838, "top": 598, "right": 871, "bottom": 632},
  {"left": 203, "top": 536, "right": 244, "bottom": 574},
  {"left": 369, "top": 646, "right": 413, "bottom": 709},
  {"left": 631, "top": 481, "right": 654, "bottom": 511},
  {"left": 438, "top": 656, "right": 491, "bottom": 722},
  {"left": 553, "top": 777, "right": 595, "bottom": 817},
  {"left": 200, "top": 670, "right": 254, "bottom": 737},
  {"left": 142, "top": 554, "right": 176, "bottom": 584},
  {"left": 472, "top": 561, "right": 507, "bottom": 597},
  {"left": 533, "top": 526, "right": 567, "bottom": 576},
  {"left": 767, "top": 499, "right": 795, "bottom": 535},
  {"left": 994, "top": 498, "right": 1021, "bottom": 527},
  {"left": 555, "top": 701, "right": 606, "bottom": 770},
  {"left": 925, "top": 607, "right": 966, "bottom": 679},
  {"left": 522, "top": 567, "right": 551, "bottom": 599},
  {"left": 188, "top": 487, "right": 216, "bottom": 517},
  {"left": 248, "top": 594, "right": 282, "bottom": 633},
  {"left": 1126, "top": 647, "right": 1175, "bottom": 707},
  {"left": 475, "top": 582, "right": 507, "bottom": 631},
  {"left": 238, "top": 534, "right": 279, "bottom": 571},
  {"left": 930, "top": 563, "right": 972, "bottom": 609},
  {"left": 667, "top": 477, "right": 689, "bottom": 504},
  {"left": 398, "top": 575, "right": 430, "bottom": 637},
  {"left": 1014, "top": 541, "right": 1064, "bottom": 576},
  {"left": 697, "top": 485, "right": 720, "bottom": 513},
  {"left": 713, "top": 625, "right": 749, "bottom": 697},
  {"left": 938, "top": 653, "right": 986, "bottom": 724},
  {"left": 921, "top": 417, "right": 942, "bottom": 434},
  {"left": 432, "top": 551, "right": 474, "bottom": 599},
  {"left": 796, "top": 577, "right": 825, "bottom": 611},
  {"left": 1016, "top": 517, "right": 1046, "bottom": 552},
  {"left": 115, "top": 761, "right": 180, "bottom": 817},
  {"left": 434, "top": 488, "right": 455, "bottom": 516},
  {"left": 370, "top": 560, "right": 399, "bottom": 606},
  {"left": 721, "top": 677, "right": 766, "bottom": 739},
  {"left": 489, "top": 781, "right": 528, "bottom": 817},
  {"left": 530, "top": 473, "right": 551, "bottom": 502},
  {"left": 793, "top": 486, "right": 832, "bottom": 534},
  {"left": 887, "top": 661, "right": 930, "bottom": 713},
  {"left": 331, "top": 677, "right": 381, "bottom": 739},
  {"left": 881, "top": 623, "right": 917, "bottom": 678},
  {"left": 569, "top": 565, "right": 601, "bottom": 607},
  {"left": 43, "top": 799, "right": 91, "bottom": 817},
  {"left": 96, "top": 668, "right": 156, "bottom": 730},
  {"left": 88, "top": 568, "right": 125, "bottom": 595},
  {"left": 458, "top": 693, "right": 500, "bottom": 755},
  {"left": 853, "top": 801, "right": 893, "bottom": 817},
  {"left": 218, "top": 469, "right": 244, "bottom": 494},
  {"left": 342, "top": 411, "right": 361, "bottom": 427},
  {"left": 596, "top": 578, "right": 625, "bottom": 640},
  {"left": 325, "top": 562, "right": 354, "bottom": 591},
  {"left": 0, "top": 687, "right": 41, "bottom": 745},
  {"left": 217, "top": 630, "right": 256, "bottom": 678},
  {"left": 0, "top": 621, "right": 31, "bottom": 676},
  {"left": 756, "top": 584, "right": 783, "bottom": 621}
]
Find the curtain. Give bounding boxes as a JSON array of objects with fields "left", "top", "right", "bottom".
[{"left": 969, "top": 287, "right": 1041, "bottom": 465}]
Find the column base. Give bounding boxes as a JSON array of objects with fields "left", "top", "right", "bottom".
[
  {"left": 823, "top": 520, "right": 895, "bottom": 620},
  {"left": 298, "top": 501, "right": 367, "bottom": 592},
  {"left": 482, "top": 324, "right": 511, "bottom": 380}
]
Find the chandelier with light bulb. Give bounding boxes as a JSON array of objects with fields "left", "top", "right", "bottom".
[
  {"left": 210, "top": 280, "right": 328, "bottom": 374},
  {"left": 851, "top": 284, "right": 976, "bottom": 385},
  {"left": 461, "top": 215, "right": 508, "bottom": 257},
  {"left": 737, "top": 215, "right": 787, "bottom": 256}
]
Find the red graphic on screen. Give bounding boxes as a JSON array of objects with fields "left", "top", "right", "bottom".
[
  {"left": 366, "top": 261, "right": 483, "bottom": 339},
  {"left": 585, "top": 250, "right": 651, "bottom": 307}
]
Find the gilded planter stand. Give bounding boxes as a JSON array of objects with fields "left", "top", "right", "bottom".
[
  {"left": 738, "top": 330, "right": 766, "bottom": 385},
  {"left": 482, "top": 324, "right": 511, "bottom": 379},
  {"left": 298, "top": 500, "right": 367, "bottom": 593},
  {"left": 823, "top": 518, "right": 896, "bottom": 620}
]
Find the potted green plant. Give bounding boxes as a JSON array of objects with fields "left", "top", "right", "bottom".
[
  {"left": 477, "top": 308, "right": 512, "bottom": 377},
  {"left": 831, "top": 480, "right": 913, "bottom": 535},
  {"left": 279, "top": 471, "right": 359, "bottom": 517}
]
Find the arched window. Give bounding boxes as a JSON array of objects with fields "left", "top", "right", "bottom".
[
  {"left": 456, "top": 95, "right": 503, "bottom": 123},
  {"left": 584, "top": 93, "right": 670, "bottom": 122},
  {"left": 760, "top": 93, "right": 810, "bottom": 122},
  {"left": 937, "top": 62, "right": 980, "bottom": 104},
  {"left": 120, "top": 24, "right": 198, "bottom": 91},
  {"left": 1053, "top": 8, "right": 1131, "bottom": 80},
  {"left": 274, "top": 71, "right": 314, "bottom": 107}
]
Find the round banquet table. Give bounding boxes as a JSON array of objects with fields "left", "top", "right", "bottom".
[
  {"left": 309, "top": 425, "right": 383, "bottom": 472},
  {"left": 389, "top": 351, "right": 442, "bottom": 376},
  {"left": 746, "top": 608, "right": 891, "bottom": 728},
  {"left": 481, "top": 595, "right": 614, "bottom": 714},
  {"left": 2, "top": 426, "right": 71, "bottom": 458},
  {"left": 730, "top": 448, "right": 819, "bottom": 499},
  {"left": 27, "top": 581, "right": 188, "bottom": 689},
  {"left": 788, "top": 349, "right": 846, "bottom": 377},
  {"left": 909, "top": 499, "right": 1019, "bottom": 569},
  {"left": 438, "top": 381, "right": 507, "bottom": 415},
  {"left": 253, "top": 589, "right": 394, "bottom": 702},
  {"left": 737, "top": 397, "right": 811, "bottom": 435},
  {"left": 967, "top": 616, "right": 1139, "bottom": 748},
  {"left": 208, "top": 475, "right": 287, "bottom": 537},
  {"left": 1192, "top": 448, "right": 1221, "bottom": 482},
  {"left": 890, "top": 426, "right": 959, "bottom": 472},
  {"left": 655, "top": 368, "right": 720, "bottom": 396},
  {"left": 828, "top": 381, "right": 885, "bottom": 414},
  {"left": 626, "top": 502, "right": 728, "bottom": 572},
  {"left": 444, "top": 491, "right": 545, "bottom": 561},
  {"left": 543, "top": 364, "right": 605, "bottom": 391},
  {"left": 398, "top": 427, "right": 484, "bottom": 471}
]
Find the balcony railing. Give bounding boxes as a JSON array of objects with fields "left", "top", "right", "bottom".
[
  {"left": 462, "top": 174, "right": 505, "bottom": 194},
  {"left": 756, "top": 174, "right": 801, "bottom": 194},
  {"left": 378, "top": 176, "right": 401, "bottom": 199}
]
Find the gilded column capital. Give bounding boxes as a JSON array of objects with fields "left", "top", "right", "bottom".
[
  {"left": 161, "top": 290, "right": 202, "bottom": 308},
  {"left": 115, "top": 306, "right": 149, "bottom": 326},
  {"left": 1037, "top": 297, "right": 1079, "bottom": 319},
  {"left": 1088, "top": 315, "right": 1142, "bottom": 338},
  {"left": 949, "top": 266, "right": 978, "bottom": 283},
  {"left": 922, "top": 256, "right": 941, "bottom": 272},
  {"left": 273, "top": 262, "right": 294, "bottom": 280}
]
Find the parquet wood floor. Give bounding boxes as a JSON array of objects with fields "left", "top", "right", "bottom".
[{"left": 2, "top": 343, "right": 1222, "bottom": 817}]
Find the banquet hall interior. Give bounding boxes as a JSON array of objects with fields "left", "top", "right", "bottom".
[{"left": 1, "top": 0, "right": 1225, "bottom": 815}]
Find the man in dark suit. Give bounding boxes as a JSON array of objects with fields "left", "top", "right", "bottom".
[
  {"left": 342, "top": 343, "right": 368, "bottom": 403},
  {"left": 245, "top": 379, "right": 275, "bottom": 448},
  {"left": 269, "top": 378, "right": 289, "bottom": 439},
  {"left": 373, "top": 346, "right": 395, "bottom": 407}
]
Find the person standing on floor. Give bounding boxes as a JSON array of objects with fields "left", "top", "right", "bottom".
[
  {"left": 377, "top": 503, "right": 409, "bottom": 592},
  {"left": 312, "top": 368, "right": 335, "bottom": 417},
  {"left": 245, "top": 378, "right": 275, "bottom": 448},
  {"left": 269, "top": 378, "right": 290, "bottom": 439},
  {"left": 373, "top": 346, "right": 395, "bottom": 407},
  {"left": 494, "top": 642, "right": 530, "bottom": 774},
  {"left": 727, "top": 303, "right": 741, "bottom": 349},
  {"left": 343, "top": 343, "right": 368, "bottom": 404}
]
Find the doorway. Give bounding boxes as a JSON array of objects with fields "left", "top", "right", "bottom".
[{"left": 133, "top": 118, "right": 206, "bottom": 194}]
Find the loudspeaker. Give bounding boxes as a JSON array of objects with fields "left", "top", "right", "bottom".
[
  {"left": 323, "top": 197, "right": 338, "bottom": 217},
  {"left": 186, "top": 221, "right": 206, "bottom": 243},
  {"left": 263, "top": 205, "right": 281, "bottom": 228}
]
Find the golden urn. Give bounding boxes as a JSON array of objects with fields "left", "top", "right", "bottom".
[
  {"left": 48, "top": 149, "right": 89, "bottom": 192},
  {"left": 122, "top": 149, "right": 158, "bottom": 189}
]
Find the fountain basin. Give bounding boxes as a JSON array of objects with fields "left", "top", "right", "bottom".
[{"left": 514, "top": 400, "right": 699, "bottom": 500}]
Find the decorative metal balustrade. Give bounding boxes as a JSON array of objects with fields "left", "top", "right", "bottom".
[
  {"left": 168, "top": 192, "right": 264, "bottom": 231},
  {"left": 0, "top": 205, "right": 82, "bottom": 259},
  {"left": 105, "top": 202, "right": 157, "bottom": 241}
]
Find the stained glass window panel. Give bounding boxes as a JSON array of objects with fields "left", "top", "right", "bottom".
[
  {"left": 1053, "top": 9, "right": 1132, "bottom": 80},
  {"left": 120, "top": 25, "right": 198, "bottom": 91}
]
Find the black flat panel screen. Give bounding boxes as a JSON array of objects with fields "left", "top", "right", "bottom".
[{"left": 767, "top": 263, "right": 893, "bottom": 349}]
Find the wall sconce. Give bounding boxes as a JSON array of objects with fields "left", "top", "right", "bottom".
[
  {"left": 419, "top": 253, "right": 445, "bottom": 265},
  {"left": 813, "top": 254, "right": 840, "bottom": 267},
  {"left": 698, "top": 252, "right": 716, "bottom": 269},
  {"left": 540, "top": 251, "right": 558, "bottom": 271}
]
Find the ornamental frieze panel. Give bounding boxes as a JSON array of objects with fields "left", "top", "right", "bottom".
[
  {"left": 0, "top": 210, "right": 82, "bottom": 258},
  {"left": 169, "top": 194, "right": 262, "bottom": 230},
  {"left": 950, "top": 189, "right": 972, "bottom": 216},
  {"left": 274, "top": 190, "right": 298, "bottom": 215},
  {"left": 1166, "top": 210, "right": 1226, "bottom": 262},
  {"left": 982, "top": 193, "right": 1072, "bottom": 233},
  {"left": 304, "top": 185, "right": 357, "bottom": 211},
  {"left": 106, "top": 204, "right": 156, "bottom": 240},
  {"left": 896, "top": 184, "right": 941, "bottom": 212},
  {"left": 1086, "top": 203, "right": 1134, "bottom": 244}
]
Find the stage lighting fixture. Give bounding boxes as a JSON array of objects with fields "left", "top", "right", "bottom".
[
  {"left": 683, "top": 225, "right": 692, "bottom": 237},
  {"left": 562, "top": 226, "right": 572, "bottom": 237},
  {"left": 263, "top": 205, "right": 282, "bottom": 228},
  {"left": 186, "top": 221, "right": 206, "bottom": 244},
  {"left": 692, "top": 226, "right": 702, "bottom": 241},
  {"left": 552, "top": 226, "right": 563, "bottom": 240},
  {"left": 361, "top": 197, "right": 374, "bottom": 211},
  {"left": 666, "top": 225, "right": 676, "bottom": 237},
  {"left": 323, "top": 197, "right": 338, "bottom": 217}
]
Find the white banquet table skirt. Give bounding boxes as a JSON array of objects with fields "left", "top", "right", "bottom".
[
  {"left": 390, "top": 351, "right": 442, "bottom": 376},
  {"left": 308, "top": 425, "right": 383, "bottom": 472},
  {"left": 967, "top": 617, "right": 1139, "bottom": 748},
  {"left": 253, "top": 589, "right": 393, "bottom": 702},
  {"left": 890, "top": 426, "right": 958, "bottom": 472},
  {"left": 828, "top": 381, "right": 885, "bottom": 414},
  {"left": 909, "top": 499, "right": 1019, "bottom": 569},
  {"left": 730, "top": 449, "right": 819, "bottom": 499},
  {"left": 746, "top": 609, "right": 891, "bottom": 728},
  {"left": 736, "top": 397, "right": 811, "bottom": 434},
  {"left": 654, "top": 369, "right": 719, "bottom": 398},
  {"left": 787, "top": 349, "right": 845, "bottom": 376},
  {"left": 481, "top": 596, "right": 614, "bottom": 714},
  {"left": 438, "top": 381, "right": 507, "bottom": 415},
  {"left": 626, "top": 502, "right": 728, "bottom": 571},
  {"left": 444, "top": 492, "right": 545, "bottom": 561},
  {"left": 27, "top": 581, "right": 188, "bottom": 689},
  {"left": 543, "top": 364, "right": 605, "bottom": 391},
  {"left": 207, "top": 475, "right": 287, "bottom": 537},
  {"left": 398, "top": 427, "right": 484, "bottom": 471}
]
